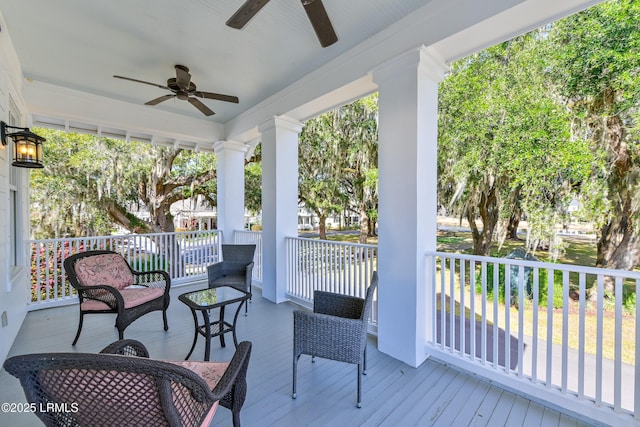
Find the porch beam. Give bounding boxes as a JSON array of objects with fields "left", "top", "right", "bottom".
[
  {"left": 25, "top": 81, "right": 224, "bottom": 150},
  {"left": 259, "top": 115, "right": 303, "bottom": 303},
  {"left": 373, "top": 46, "right": 447, "bottom": 368}
]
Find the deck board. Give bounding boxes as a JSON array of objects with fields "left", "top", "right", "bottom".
[
  {"left": 448, "top": 379, "right": 492, "bottom": 426},
  {"left": 413, "top": 374, "right": 471, "bottom": 425},
  {"left": 541, "top": 408, "right": 562, "bottom": 427},
  {"left": 522, "top": 400, "right": 546, "bottom": 427},
  {"left": 468, "top": 386, "right": 505, "bottom": 427},
  {"left": 485, "top": 392, "right": 517, "bottom": 426},
  {"left": 505, "top": 395, "right": 531, "bottom": 425},
  {"left": 559, "top": 412, "right": 580, "bottom": 427},
  {"left": 354, "top": 356, "right": 448, "bottom": 426},
  {"left": 381, "top": 365, "right": 453, "bottom": 424},
  {"left": 1, "top": 282, "right": 598, "bottom": 426},
  {"left": 397, "top": 371, "right": 469, "bottom": 425}
]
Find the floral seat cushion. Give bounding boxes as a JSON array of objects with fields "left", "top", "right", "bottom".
[
  {"left": 74, "top": 253, "right": 134, "bottom": 290},
  {"left": 169, "top": 361, "right": 230, "bottom": 390},
  {"left": 169, "top": 361, "right": 229, "bottom": 426},
  {"left": 80, "top": 287, "right": 165, "bottom": 311}
]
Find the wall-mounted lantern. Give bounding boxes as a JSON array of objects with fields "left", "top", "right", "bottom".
[{"left": 1, "top": 121, "right": 45, "bottom": 168}]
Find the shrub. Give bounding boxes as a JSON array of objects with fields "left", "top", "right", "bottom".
[
  {"left": 623, "top": 284, "right": 636, "bottom": 313},
  {"left": 536, "top": 268, "right": 565, "bottom": 309},
  {"left": 30, "top": 241, "right": 86, "bottom": 302},
  {"left": 475, "top": 264, "right": 564, "bottom": 309}
]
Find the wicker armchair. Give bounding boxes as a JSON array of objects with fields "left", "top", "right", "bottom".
[
  {"left": 100, "top": 339, "right": 252, "bottom": 427},
  {"left": 64, "top": 250, "right": 171, "bottom": 345},
  {"left": 3, "top": 339, "right": 252, "bottom": 427},
  {"left": 292, "top": 271, "right": 378, "bottom": 408},
  {"left": 208, "top": 244, "right": 256, "bottom": 315},
  {"left": 216, "top": 341, "right": 252, "bottom": 427}
]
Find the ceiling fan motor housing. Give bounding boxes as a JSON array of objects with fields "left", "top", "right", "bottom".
[{"left": 167, "top": 78, "right": 196, "bottom": 93}]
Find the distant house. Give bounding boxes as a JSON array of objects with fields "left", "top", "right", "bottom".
[{"left": 297, "top": 204, "right": 360, "bottom": 230}]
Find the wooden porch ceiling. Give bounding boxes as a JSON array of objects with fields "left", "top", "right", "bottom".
[{"left": 1, "top": 282, "right": 596, "bottom": 426}]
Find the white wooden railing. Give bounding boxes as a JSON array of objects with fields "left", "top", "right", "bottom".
[
  {"left": 233, "top": 230, "right": 263, "bottom": 282},
  {"left": 25, "top": 228, "right": 640, "bottom": 422},
  {"left": 285, "top": 237, "right": 378, "bottom": 329},
  {"left": 28, "top": 230, "right": 221, "bottom": 309},
  {"left": 426, "top": 251, "right": 640, "bottom": 422}
]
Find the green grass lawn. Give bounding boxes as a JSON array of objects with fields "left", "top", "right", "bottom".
[
  {"left": 318, "top": 228, "right": 598, "bottom": 267},
  {"left": 435, "top": 230, "right": 598, "bottom": 266}
]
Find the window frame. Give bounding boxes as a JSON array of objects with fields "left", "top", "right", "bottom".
[{"left": 7, "top": 100, "right": 26, "bottom": 288}]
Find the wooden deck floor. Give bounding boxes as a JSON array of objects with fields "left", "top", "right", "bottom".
[{"left": 1, "top": 282, "right": 598, "bottom": 427}]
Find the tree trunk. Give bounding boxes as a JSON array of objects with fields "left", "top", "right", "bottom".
[
  {"left": 467, "top": 186, "right": 500, "bottom": 256},
  {"left": 367, "top": 218, "right": 377, "bottom": 237},
  {"left": 591, "top": 103, "right": 640, "bottom": 295},
  {"left": 596, "top": 207, "right": 640, "bottom": 296},
  {"left": 153, "top": 206, "right": 175, "bottom": 233},
  {"left": 359, "top": 204, "right": 368, "bottom": 244},
  {"left": 318, "top": 214, "right": 328, "bottom": 240},
  {"left": 103, "top": 200, "right": 159, "bottom": 234},
  {"left": 506, "top": 210, "right": 521, "bottom": 240},
  {"left": 598, "top": 221, "right": 640, "bottom": 270}
]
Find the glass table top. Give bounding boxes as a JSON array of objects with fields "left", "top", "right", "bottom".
[{"left": 180, "top": 287, "right": 248, "bottom": 308}]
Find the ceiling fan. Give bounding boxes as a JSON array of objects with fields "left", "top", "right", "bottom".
[
  {"left": 227, "top": 0, "right": 338, "bottom": 48},
  {"left": 113, "top": 65, "right": 239, "bottom": 117}
]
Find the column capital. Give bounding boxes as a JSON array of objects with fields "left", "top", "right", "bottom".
[
  {"left": 373, "top": 45, "right": 449, "bottom": 84},
  {"left": 213, "top": 140, "right": 250, "bottom": 154},
  {"left": 258, "top": 115, "right": 303, "bottom": 135}
]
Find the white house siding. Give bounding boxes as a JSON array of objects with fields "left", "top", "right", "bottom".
[{"left": 0, "top": 18, "right": 31, "bottom": 363}]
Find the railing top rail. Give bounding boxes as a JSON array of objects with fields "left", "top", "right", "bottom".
[
  {"left": 287, "top": 236, "right": 377, "bottom": 250},
  {"left": 28, "top": 229, "right": 221, "bottom": 245},
  {"left": 426, "top": 250, "right": 640, "bottom": 279},
  {"left": 234, "top": 230, "right": 262, "bottom": 235}
]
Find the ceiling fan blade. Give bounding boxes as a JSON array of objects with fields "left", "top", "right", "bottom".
[
  {"left": 302, "top": 0, "right": 338, "bottom": 47},
  {"left": 193, "top": 91, "right": 239, "bottom": 104},
  {"left": 113, "top": 75, "right": 171, "bottom": 91},
  {"left": 226, "top": 0, "right": 271, "bottom": 29},
  {"left": 175, "top": 65, "right": 191, "bottom": 91},
  {"left": 145, "top": 94, "right": 176, "bottom": 105},
  {"left": 188, "top": 97, "right": 215, "bottom": 116}
]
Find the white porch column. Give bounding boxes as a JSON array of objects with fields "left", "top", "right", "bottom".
[
  {"left": 373, "top": 46, "right": 448, "bottom": 367},
  {"left": 259, "top": 115, "right": 303, "bottom": 303},
  {"left": 214, "top": 140, "right": 249, "bottom": 243}
]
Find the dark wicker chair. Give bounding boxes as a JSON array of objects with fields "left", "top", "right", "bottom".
[
  {"left": 292, "top": 271, "right": 378, "bottom": 408},
  {"left": 64, "top": 250, "right": 171, "bottom": 345},
  {"left": 3, "top": 341, "right": 251, "bottom": 427},
  {"left": 100, "top": 339, "right": 252, "bottom": 427},
  {"left": 218, "top": 340, "right": 252, "bottom": 427},
  {"left": 208, "top": 244, "right": 256, "bottom": 315},
  {"left": 98, "top": 338, "right": 150, "bottom": 357}
]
